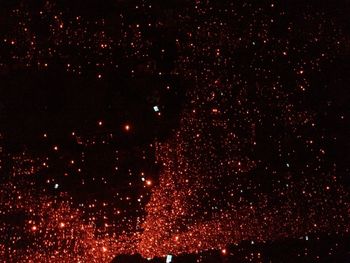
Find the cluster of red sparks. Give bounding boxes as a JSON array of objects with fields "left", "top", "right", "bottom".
[{"left": 0, "top": 0, "right": 349, "bottom": 262}]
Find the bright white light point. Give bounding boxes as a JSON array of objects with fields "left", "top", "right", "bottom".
[
  {"left": 221, "top": 249, "right": 227, "bottom": 254},
  {"left": 305, "top": 236, "right": 309, "bottom": 241},
  {"left": 102, "top": 247, "right": 107, "bottom": 252},
  {"left": 59, "top": 222, "right": 65, "bottom": 228},
  {"left": 98, "top": 121, "right": 103, "bottom": 126},
  {"left": 146, "top": 180, "right": 152, "bottom": 186},
  {"left": 166, "top": 255, "right": 173, "bottom": 263},
  {"left": 286, "top": 163, "right": 290, "bottom": 167},
  {"left": 54, "top": 184, "right": 59, "bottom": 189},
  {"left": 53, "top": 146, "right": 58, "bottom": 151},
  {"left": 124, "top": 124, "right": 131, "bottom": 131},
  {"left": 153, "top": 106, "right": 159, "bottom": 112}
]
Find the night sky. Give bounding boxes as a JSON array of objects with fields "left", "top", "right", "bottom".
[{"left": 0, "top": 0, "right": 349, "bottom": 262}]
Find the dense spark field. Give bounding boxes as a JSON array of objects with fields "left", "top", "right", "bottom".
[
  {"left": 139, "top": 1, "right": 350, "bottom": 258},
  {"left": 0, "top": 0, "right": 349, "bottom": 262}
]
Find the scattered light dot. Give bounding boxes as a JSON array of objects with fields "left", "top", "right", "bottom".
[{"left": 146, "top": 180, "right": 152, "bottom": 186}]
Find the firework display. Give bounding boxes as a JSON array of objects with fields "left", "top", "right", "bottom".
[{"left": 0, "top": 0, "right": 349, "bottom": 262}]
